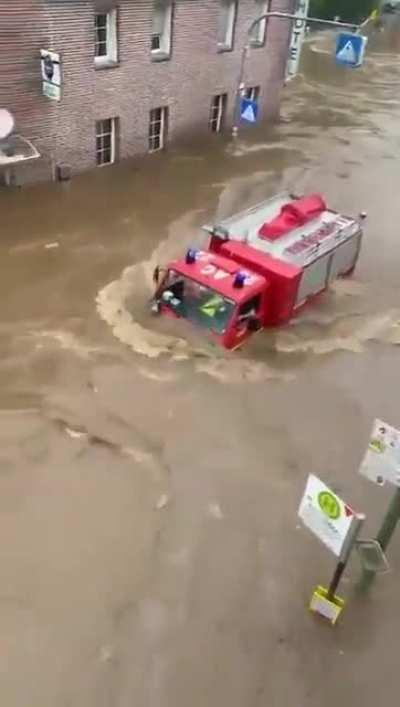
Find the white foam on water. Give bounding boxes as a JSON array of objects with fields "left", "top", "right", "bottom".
[
  {"left": 383, "top": 321, "right": 400, "bottom": 345},
  {"left": 195, "top": 358, "right": 295, "bottom": 384},
  {"left": 31, "top": 330, "right": 102, "bottom": 359},
  {"left": 276, "top": 310, "right": 399, "bottom": 355},
  {"left": 137, "top": 367, "right": 178, "bottom": 383},
  {"left": 96, "top": 209, "right": 207, "bottom": 360},
  {"left": 96, "top": 265, "right": 188, "bottom": 359},
  {"left": 65, "top": 427, "right": 87, "bottom": 439},
  {"left": 229, "top": 142, "right": 292, "bottom": 157}
]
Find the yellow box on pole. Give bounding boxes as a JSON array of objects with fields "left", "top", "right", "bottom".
[{"left": 309, "top": 586, "right": 345, "bottom": 625}]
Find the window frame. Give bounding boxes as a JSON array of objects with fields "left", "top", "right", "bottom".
[
  {"left": 209, "top": 93, "right": 227, "bottom": 133},
  {"left": 238, "top": 294, "right": 261, "bottom": 317},
  {"left": 149, "top": 106, "right": 168, "bottom": 152},
  {"left": 94, "top": 8, "right": 118, "bottom": 68},
  {"left": 151, "top": 1, "right": 173, "bottom": 61},
  {"left": 217, "top": 0, "right": 237, "bottom": 53},
  {"left": 96, "top": 117, "right": 117, "bottom": 166},
  {"left": 245, "top": 86, "right": 260, "bottom": 102},
  {"left": 250, "top": 0, "right": 269, "bottom": 48}
]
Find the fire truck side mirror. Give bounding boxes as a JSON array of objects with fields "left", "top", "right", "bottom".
[
  {"left": 153, "top": 266, "right": 160, "bottom": 285},
  {"left": 247, "top": 317, "right": 261, "bottom": 333}
]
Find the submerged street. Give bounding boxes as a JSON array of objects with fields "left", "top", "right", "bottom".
[{"left": 1, "top": 22, "right": 400, "bottom": 707}]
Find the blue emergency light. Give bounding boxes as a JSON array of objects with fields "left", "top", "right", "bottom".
[
  {"left": 185, "top": 248, "right": 198, "bottom": 264},
  {"left": 233, "top": 272, "right": 246, "bottom": 288}
]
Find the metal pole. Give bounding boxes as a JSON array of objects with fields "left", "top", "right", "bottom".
[
  {"left": 232, "top": 9, "right": 374, "bottom": 137},
  {"left": 327, "top": 561, "right": 347, "bottom": 601},
  {"left": 232, "top": 44, "right": 248, "bottom": 138},
  {"left": 358, "top": 487, "right": 400, "bottom": 592},
  {"left": 327, "top": 513, "right": 365, "bottom": 601},
  {"left": 232, "top": 0, "right": 273, "bottom": 138},
  {"left": 248, "top": 12, "right": 359, "bottom": 35}
]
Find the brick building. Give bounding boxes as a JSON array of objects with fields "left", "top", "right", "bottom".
[{"left": 0, "top": 0, "right": 294, "bottom": 185}]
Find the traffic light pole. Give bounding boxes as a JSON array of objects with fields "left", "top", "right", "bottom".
[{"left": 232, "top": 10, "right": 375, "bottom": 136}]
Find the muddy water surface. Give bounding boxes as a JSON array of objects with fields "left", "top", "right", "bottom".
[{"left": 1, "top": 21, "right": 400, "bottom": 707}]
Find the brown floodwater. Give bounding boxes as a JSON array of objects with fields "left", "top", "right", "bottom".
[{"left": 1, "top": 19, "right": 400, "bottom": 707}]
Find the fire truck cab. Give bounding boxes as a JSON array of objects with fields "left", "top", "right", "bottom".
[{"left": 152, "top": 192, "right": 365, "bottom": 349}]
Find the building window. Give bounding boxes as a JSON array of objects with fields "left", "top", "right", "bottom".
[
  {"left": 149, "top": 107, "right": 168, "bottom": 152},
  {"left": 151, "top": 1, "right": 173, "bottom": 59},
  {"left": 209, "top": 94, "right": 227, "bottom": 133},
  {"left": 250, "top": 0, "right": 268, "bottom": 47},
  {"left": 245, "top": 86, "right": 260, "bottom": 102},
  {"left": 238, "top": 294, "right": 261, "bottom": 317},
  {"left": 96, "top": 118, "right": 117, "bottom": 166},
  {"left": 94, "top": 9, "right": 117, "bottom": 66},
  {"left": 217, "top": 0, "right": 237, "bottom": 51}
]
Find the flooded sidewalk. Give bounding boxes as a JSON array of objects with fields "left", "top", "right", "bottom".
[{"left": 1, "top": 23, "right": 400, "bottom": 707}]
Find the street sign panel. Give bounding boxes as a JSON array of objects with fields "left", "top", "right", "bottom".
[
  {"left": 40, "top": 49, "right": 62, "bottom": 101},
  {"left": 240, "top": 98, "right": 258, "bottom": 124},
  {"left": 298, "top": 474, "right": 356, "bottom": 557},
  {"left": 359, "top": 419, "right": 400, "bottom": 487},
  {"left": 335, "top": 33, "right": 368, "bottom": 68}
]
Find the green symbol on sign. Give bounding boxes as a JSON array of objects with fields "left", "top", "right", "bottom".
[{"left": 318, "top": 491, "right": 341, "bottom": 520}]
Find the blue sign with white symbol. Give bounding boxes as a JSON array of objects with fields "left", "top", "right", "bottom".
[
  {"left": 335, "top": 33, "right": 368, "bottom": 68},
  {"left": 240, "top": 98, "right": 258, "bottom": 124}
]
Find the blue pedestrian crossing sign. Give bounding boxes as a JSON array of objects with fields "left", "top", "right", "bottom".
[
  {"left": 335, "top": 33, "right": 368, "bottom": 68},
  {"left": 240, "top": 98, "right": 258, "bottom": 124}
]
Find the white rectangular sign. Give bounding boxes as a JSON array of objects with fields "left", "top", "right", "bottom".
[
  {"left": 359, "top": 419, "right": 400, "bottom": 487},
  {"left": 286, "top": 0, "right": 310, "bottom": 81},
  {"left": 298, "top": 474, "right": 355, "bottom": 557}
]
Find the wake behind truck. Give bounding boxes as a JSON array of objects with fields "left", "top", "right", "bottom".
[{"left": 152, "top": 192, "right": 366, "bottom": 349}]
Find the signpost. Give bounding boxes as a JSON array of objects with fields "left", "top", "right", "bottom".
[
  {"left": 299, "top": 474, "right": 364, "bottom": 624},
  {"left": 297, "top": 417, "right": 400, "bottom": 614},
  {"left": 286, "top": 0, "right": 310, "bottom": 81},
  {"left": 335, "top": 33, "right": 368, "bottom": 68},
  {"left": 358, "top": 419, "right": 400, "bottom": 591},
  {"left": 232, "top": 8, "right": 375, "bottom": 137},
  {"left": 40, "top": 49, "right": 62, "bottom": 102}
]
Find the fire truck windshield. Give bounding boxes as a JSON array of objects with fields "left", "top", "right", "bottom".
[{"left": 160, "top": 271, "right": 235, "bottom": 335}]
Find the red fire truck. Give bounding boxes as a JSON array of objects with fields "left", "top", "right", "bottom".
[{"left": 152, "top": 192, "right": 365, "bottom": 349}]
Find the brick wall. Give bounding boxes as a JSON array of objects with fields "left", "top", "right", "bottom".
[{"left": 0, "top": 0, "right": 295, "bottom": 183}]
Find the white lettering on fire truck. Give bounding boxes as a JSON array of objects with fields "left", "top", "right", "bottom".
[
  {"left": 201, "top": 264, "right": 216, "bottom": 276},
  {"left": 200, "top": 264, "right": 230, "bottom": 280}
]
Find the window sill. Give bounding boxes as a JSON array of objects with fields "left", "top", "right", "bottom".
[
  {"left": 249, "top": 39, "right": 265, "bottom": 49},
  {"left": 94, "top": 59, "right": 119, "bottom": 71},
  {"left": 217, "top": 43, "right": 233, "bottom": 54},
  {"left": 151, "top": 51, "right": 171, "bottom": 63}
]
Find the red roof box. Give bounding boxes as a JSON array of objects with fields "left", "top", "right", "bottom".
[{"left": 258, "top": 193, "right": 327, "bottom": 241}]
